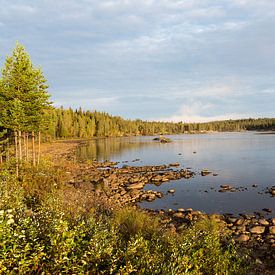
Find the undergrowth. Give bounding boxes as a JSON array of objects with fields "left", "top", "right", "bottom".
[{"left": 0, "top": 159, "right": 249, "bottom": 274}]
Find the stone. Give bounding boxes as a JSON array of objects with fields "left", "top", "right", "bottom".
[
  {"left": 173, "top": 212, "right": 184, "bottom": 219},
  {"left": 262, "top": 208, "right": 272, "bottom": 213},
  {"left": 201, "top": 169, "right": 211, "bottom": 176},
  {"left": 227, "top": 217, "right": 237, "bottom": 223},
  {"left": 168, "top": 189, "right": 175, "bottom": 194},
  {"left": 272, "top": 218, "right": 275, "bottom": 225},
  {"left": 235, "top": 219, "right": 244, "bottom": 225},
  {"left": 258, "top": 219, "right": 269, "bottom": 226},
  {"left": 269, "top": 226, "right": 275, "bottom": 234},
  {"left": 177, "top": 208, "right": 185, "bottom": 212},
  {"left": 220, "top": 185, "right": 233, "bottom": 190},
  {"left": 126, "top": 182, "right": 144, "bottom": 190},
  {"left": 249, "top": 226, "right": 265, "bottom": 234},
  {"left": 235, "top": 234, "right": 250, "bottom": 242},
  {"left": 169, "top": 163, "right": 180, "bottom": 167}
]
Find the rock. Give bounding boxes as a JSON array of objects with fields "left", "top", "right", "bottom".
[
  {"left": 151, "top": 175, "right": 164, "bottom": 182},
  {"left": 169, "top": 163, "right": 180, "bottom": 167},
  {"left": 213, "top": 173, "right": 218, "bottom": 176},
  {"left": 126, "top": 182, "right": 144, "bottom": 190},
  {"left": 146, "top": 194, "right": 156, "bottom": 202},
  {"left": 177, "top": 208, "right": 185, "bottom": 212},
  {"left": 235, "top": 234, "right": 250, "bottom": 242},
  {"left": 168, "top": 189, "right": 175, "bottom": 194},
  {"left": 173, "top": 212, "right": 184, "bottom": 219},
  {"left": 235, "top": 219, "right": 245, "bottom": 225},
  {"left": 236, "top": 226, "right": 246, "bottom": 233},
  {"left": 249, "top": 226, "right": 265, "bottom": 234},
  {"left": 252, "top": 184, "right": 258, "bottom": 188},
  {"left": 262, "top": 208, "right": 272, "bottom": 213},
  {"left": 153, "top": 136, "right": 172, "bottom": 143},
  {"left": 201, "top": 169, "right": 211, "bottom": 176},
  {"left": 227, "top": 217, "right": 237, "bottom": 223},
  {"left": 258, "top": 219, "right": 269, "bottom": 226},
  {"left": 220, "top": 185, "right": 233, "bottom": 190},
  {"left": 155, "top": 192, "right": 163, "bottom": 198},
  {"left": 272, "top": 218, "right": 275, "bottom": 225},
  {"left": 269, "top": 226, "right": 275, "bottom": 234}
]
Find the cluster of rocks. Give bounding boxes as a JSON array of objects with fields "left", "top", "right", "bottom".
[
  {"left": 152, "top": 208, "right": 274, "bottom": 243},
  {"left": 69, "top": 161, "right": 194, "bottom": 205},
  {"left": 223, "top": 214, "right": 275, "bottom": 245}
]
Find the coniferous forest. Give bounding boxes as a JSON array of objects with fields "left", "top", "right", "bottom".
[{"left": 45, "top": 108, "right": 275, "bottom": 140}]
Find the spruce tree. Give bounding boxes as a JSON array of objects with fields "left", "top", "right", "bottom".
[{"left": 0, "top": 42, "right": 51, "bottom": 168}]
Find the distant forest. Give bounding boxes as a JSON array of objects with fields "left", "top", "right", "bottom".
[{"left": 44, "top": 107, "right": 275, "bottom": 139}]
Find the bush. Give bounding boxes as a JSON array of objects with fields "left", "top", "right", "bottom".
[{"left": 0, "top": 160, "right": 248, "bottom": 274}]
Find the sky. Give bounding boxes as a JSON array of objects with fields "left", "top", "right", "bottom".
[{"left": 0, "top": 0, "right": 275, "bottom": 122}]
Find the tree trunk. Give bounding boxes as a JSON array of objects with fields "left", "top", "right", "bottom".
[
  {"left": 6, "top": 139, "right": 9, "bottom": 162},
  {"left": 14, "top": 130, "right": 19, "bottom": 177},
  {"left": 18, "top": 130, "right": 22, "bottom": 161},
  {"left": 32, "top": 131, "right": 36, "bottom": 166},
  {"left": 23, "top": 132, "right": 26, "bottom": 161},
  {"left": 38, "top": 131, "right": 41, "bottom": 165},
  {"left": 26, "top": 133, "right": 29, "bottom": 161}
]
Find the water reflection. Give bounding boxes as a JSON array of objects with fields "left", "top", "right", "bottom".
[{"left": 77, "top": 136, "right": 154, "bottom": 162}]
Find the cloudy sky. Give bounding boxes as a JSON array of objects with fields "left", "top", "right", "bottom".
[{"left": 1, "top": 0, "right": 275, "bottom": 122}]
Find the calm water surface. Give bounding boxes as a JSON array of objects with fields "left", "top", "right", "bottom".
[{"left": 77, "top": 132, "right": 275, "bottom": 216}]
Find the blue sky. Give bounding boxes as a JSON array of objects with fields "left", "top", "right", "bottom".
[{"left": 0, "top": 0, "right": 275, "bottom": 122}]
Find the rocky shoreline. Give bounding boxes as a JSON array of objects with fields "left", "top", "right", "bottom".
[{"left": 46, "top": 140, "right": 275, "bottom": 272}]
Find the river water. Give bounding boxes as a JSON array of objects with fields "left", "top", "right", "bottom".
[{"left": 77, "top": 132, "right": 275, "bottom": 217}]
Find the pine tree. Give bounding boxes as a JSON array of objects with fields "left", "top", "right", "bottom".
[{"left": 0, "top": 42, "right": 51, "bottom": 168}]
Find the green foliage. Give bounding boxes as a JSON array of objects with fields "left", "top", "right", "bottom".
[
  {"left": 0, "top": 162, "right": 248, "bottom": 274},
  {"left": 113, "top": 207, "right": 162, "bottom": 241},
  {"left": 44, "top": 107, "right": 275, "bottom": 140},
  {"left": 0, "top": 42, "right": 51, "bottom": 133}
]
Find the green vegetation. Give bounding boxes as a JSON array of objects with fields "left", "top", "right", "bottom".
[
  {"left": 0, "top": 160, "right": 248, "bottom": 274},
  {"left": 43, "top": 108, "right": 275, "bottom": 140},
  {"left": 0, "top": 42, "right": 51, "bottom": 173}
]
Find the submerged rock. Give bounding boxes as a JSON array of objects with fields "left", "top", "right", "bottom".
[{"left": 201, "top": 169, "right": 211, "bottom": 176}]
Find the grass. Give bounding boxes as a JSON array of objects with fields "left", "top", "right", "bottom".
[{"left": 0, "top": 159, "right": 249, "bottom": 274}]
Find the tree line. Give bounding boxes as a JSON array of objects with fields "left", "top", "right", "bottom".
[{"left": 43, "top": 108, "right": 275, "bottom": 140}]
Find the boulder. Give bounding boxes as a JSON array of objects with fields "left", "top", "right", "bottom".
[
  {"left": 173, "top": 212, "right": 184, "bottom": 219},
  {"left": 168, "top": 189, "right": 175, "bottom": 194},
  {"left": 269, "top": 226, "right": 275, "bottom": 234},
  {"left": 235, "top": 234, "right": 250, "bottom": 242},
  {"left": 249, "top": 226, "right": 265, "bottom": 234},
  {"left": 258, "top": 219, "right": 269, "bottom": 226},
  {"left": 126, "top": 182, "right": 144, "bottom": 190}
]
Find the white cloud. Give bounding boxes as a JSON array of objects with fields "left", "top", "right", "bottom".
[{"left": 156, "top": 102, "right": 258, "bottom": 123}]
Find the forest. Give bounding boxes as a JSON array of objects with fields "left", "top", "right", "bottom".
[{"left": 45, "top": 108, "right": 275, "bottom": 140}]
